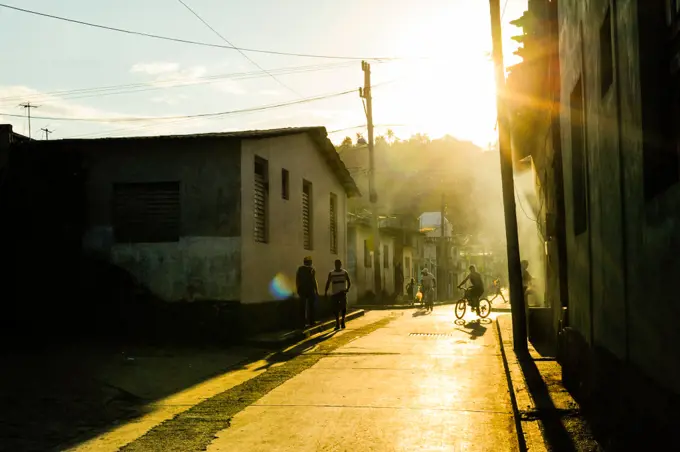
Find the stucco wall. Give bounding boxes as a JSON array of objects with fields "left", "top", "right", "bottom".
[
  {"left": 240, "top": 133, "right": 348, "bottom": 304},
  {"left": 559, "top": 0, "right": 680, "bottom": 394},
  {"left": 347, "top": 224, "right": 396, "bottom": 298},
  {"left": 82, "top": 137, "right": 242, "bottom": 301}
]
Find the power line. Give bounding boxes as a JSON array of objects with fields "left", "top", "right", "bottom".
[
  {"left": 501, "top": 0, "right": 510, "bottom": 20},
  {"left": 0, "top": 80, "right": 395, "bottom": 125},
  {"left": 0, "top": 61, "right": 361, "bottom": 105},
  {"left": 0, "top": 3, "right": 404, "bottom": 61},
  {"left": 1, "top": 87, "right": 361, "bottom": 124},
  {"left": 175, "top": 0, "right": 303, "bottom": 98},
  {"left": 73, "top": 80, "right": 396, "bottom": 139}
]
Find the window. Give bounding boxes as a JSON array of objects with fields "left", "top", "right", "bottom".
[
  {"left": 330, "top": 193, "right": 338, "bottom": 254},
  {"left": 383, "top": 245, "right": 389, "bottom": 268},
  {"left": 643, "top": 0, "right": 680, "bottom": 199},
  {"left": 281, "top": 169, "right": 289, "bottom": 200},
  {"left": 302, "top": 180, "right": 313, "bottom": 250},
  {"left": 254, "top": 156, "right": 268, "bottom": 243},
  {"left": 112, "top": 181, "right": 180, "bottom": 243},
  {"left": 600, "top": 8, "right": 613, "bottom": 96},
  {"left": 570, "top": 77, "right": 588, "bottom": 236},
  {"left": 364, "top": 240, "right": 372, "bottom": 268}
]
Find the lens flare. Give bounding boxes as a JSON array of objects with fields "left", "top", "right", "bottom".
[{"left": 269, "top": 273, "right": 294, "bottom": 300}]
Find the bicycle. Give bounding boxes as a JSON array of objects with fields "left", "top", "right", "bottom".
[{"left": 454, "top": 287, "right": 491, "bottom": 320}]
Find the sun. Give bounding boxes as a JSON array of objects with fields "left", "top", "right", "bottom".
[{"left": 377, "top": 55, "right": 498, "bottom": 147}]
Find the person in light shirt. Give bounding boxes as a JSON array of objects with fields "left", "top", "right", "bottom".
[{"left": 324, "top": 259, "right": 351, "bottom": 330}]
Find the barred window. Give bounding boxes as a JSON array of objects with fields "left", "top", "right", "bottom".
[
  {"left": 113, "top": 181, "right": 180, "bottom": 243},
  {"left": 281, "top": 168, "right": 289, "bottom": 200},
  {"left": 254, "top": 156, "right": 268, "bottom": 243},
  {"left": 330, "top": 193, "right": 338, "bottom": 254},
  {"left": 303, "top": 180, "right": 313, "bottom": 250}
]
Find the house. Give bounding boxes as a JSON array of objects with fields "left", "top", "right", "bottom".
[
  {"left": 3, "top": 125, "right": 360, "bottom": 336},
  {"left": 509, "top": 0, "right": 680, "bottom": 434},
  {"left": 419, "top": 212, "right": 455, "bottom": 299},
  {"left": 347, "top": 212, "right": 423, "bottom": 302}
]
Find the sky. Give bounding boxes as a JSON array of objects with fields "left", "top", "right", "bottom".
[{"left": 0, "top": 0, "right": 527, "bottom": 147}]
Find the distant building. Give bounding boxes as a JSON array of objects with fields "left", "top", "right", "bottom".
[{"left": 347, "top": 213, "right": 423, "bottom": 301}]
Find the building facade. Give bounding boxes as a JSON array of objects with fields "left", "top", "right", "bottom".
[
  {"left": 4, "top": 126, "right": 359, "bottom": 336},
  {"left": 510, "top": 0, "right": 680, "bottom": 434}
]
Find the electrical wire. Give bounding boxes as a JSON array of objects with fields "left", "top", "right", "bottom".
[
  {"left": 0, "top": 86, "right": 376, "bottom": 123},
  {"left": 56, "top": 81, "right": 395, "bottom": 138},
  {"left": 175, "top": 0, "right": 303, "bottom": 98},
  {"left": 0, "top": 61, "right": 361, "bottom": 105},
  {"left": 0, "top": 3, "right": 405, "bottom": 61}
]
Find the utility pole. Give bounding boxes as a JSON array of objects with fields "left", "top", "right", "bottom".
[
  {"left": 19, "top": 102, "right": 39, "bottom": 139},
  {"left": 40, "top": 127, "right": 53, "bottom": 140},
  {"left": 360, "top": 60, "right": 382, "bottom": 296},
  {"left": 439, "top": 192, "right": 447, "bottom": 300},
  {"left": 489, "top": 0, "right": 528, "bottom": 354}
]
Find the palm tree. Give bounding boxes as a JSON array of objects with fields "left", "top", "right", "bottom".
[{"left": 386, "top": 129, "right": 395, "bottom": 144}]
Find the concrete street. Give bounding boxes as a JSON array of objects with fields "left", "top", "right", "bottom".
[
  {"left": 208, "top": 306, "right": 517, "bottom": 451},
  {"left": 69, "top": 306, "right": 518, "bottom": 451}
]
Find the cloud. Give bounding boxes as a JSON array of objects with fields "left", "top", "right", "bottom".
[
  {"left": 0, "top": 85, "right": 167, "bottom": 138},
  {"left": 130, "top": 62, "right": 180, "bottom": 75},
  {"left": 150, "top": 94, "right": 189, "bottom": 105},
  {"left": 259, "top": 89, "right": 282, "bottom": 97},
  {"left": 214, "top": 79, "right": 246, "bottom": 95}
]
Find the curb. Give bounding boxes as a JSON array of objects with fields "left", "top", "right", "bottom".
[
  {"left": 246, "top": 309, "right": 365, "bottom": 348},
  {"left": 496, "top": 315, "right": 547, "bottom": 452},
  {"left": 303, "top": 309, "right": 365, "bottom": 337}
]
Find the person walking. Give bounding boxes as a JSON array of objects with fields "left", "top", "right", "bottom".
[
  {"left": 324, "top": 259, "right": 351, "bottom": 330},
  {"left": 420, "top": 268, "right": 436, "bottom": 312},
  {"left": 296, "top": 256, "right": 318, "bottom": 327}
]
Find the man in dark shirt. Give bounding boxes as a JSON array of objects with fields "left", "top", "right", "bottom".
[
  {"left": 458, "top": 265, "right": 485, "bottom": 310},
  {"left": 296, "top": 256, "right": 318, "bottom": 327}
]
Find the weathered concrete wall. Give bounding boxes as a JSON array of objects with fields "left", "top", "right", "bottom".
[
  {"left": 81, "top": 137, "right": 242, "bottom": 301},
  {"left": 559, "top": 0, "right": 594, "bottom": 346},
  {"left": 240, "top": 133, "right": 348, "bottom": 304},
  {"left": 346, "top": 223, "right": 396, "bottom": 299},
  {"left": 559, "top": 0, "right": 680, "bottom": 395}
]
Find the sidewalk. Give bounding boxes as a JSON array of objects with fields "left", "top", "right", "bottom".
[{"left": 496, "top": 314, "right": 601, "bottom": 451}]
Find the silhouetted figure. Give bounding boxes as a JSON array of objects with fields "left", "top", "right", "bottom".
[
  {"left": 458, "top": 265, "right": 484, "bottom": 311},
  {"left": 325, "top": 259, "right": 351, "bottom": 330},
  {"left": 296, "top": 256, "right": 318, "bottom": 327},
  {"left": 406, "top": 278, "right": 416, "bottom": 305},
  {"left": 421, "top": 268, "right": 436, "bottom": 312}
]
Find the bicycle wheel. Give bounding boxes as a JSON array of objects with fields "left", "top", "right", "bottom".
[
  {"left": 478, "top": 298, "right": 491, "bottom": 319},
  {"left": 455, "top": 299, "right": 467, "bottom": 319}
]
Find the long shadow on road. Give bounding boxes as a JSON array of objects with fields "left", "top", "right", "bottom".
[{"left": 0, "top": 324, "right": 353, "bottom": 451}]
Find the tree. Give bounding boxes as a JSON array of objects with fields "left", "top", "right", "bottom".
[
  {"left": 386, "top": 129, "right": 395, "bottom": 144},
  {"left": 340, "top": 136, "right": 353, "bottom": 147}
]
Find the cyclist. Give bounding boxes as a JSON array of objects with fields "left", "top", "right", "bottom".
[
  {"left": 420, "top": 269, "right": 436, "bottom": 312},
  {"left": 458, "top": 265, "right": 484, "bottom": 312}
]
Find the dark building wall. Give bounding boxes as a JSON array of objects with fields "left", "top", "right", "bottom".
[
  {"left": 559, "top": 0, "right": 680, "bottom": 397},
  {"left": 78, "top": 136, "right": 243, "bottom": 302}
]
